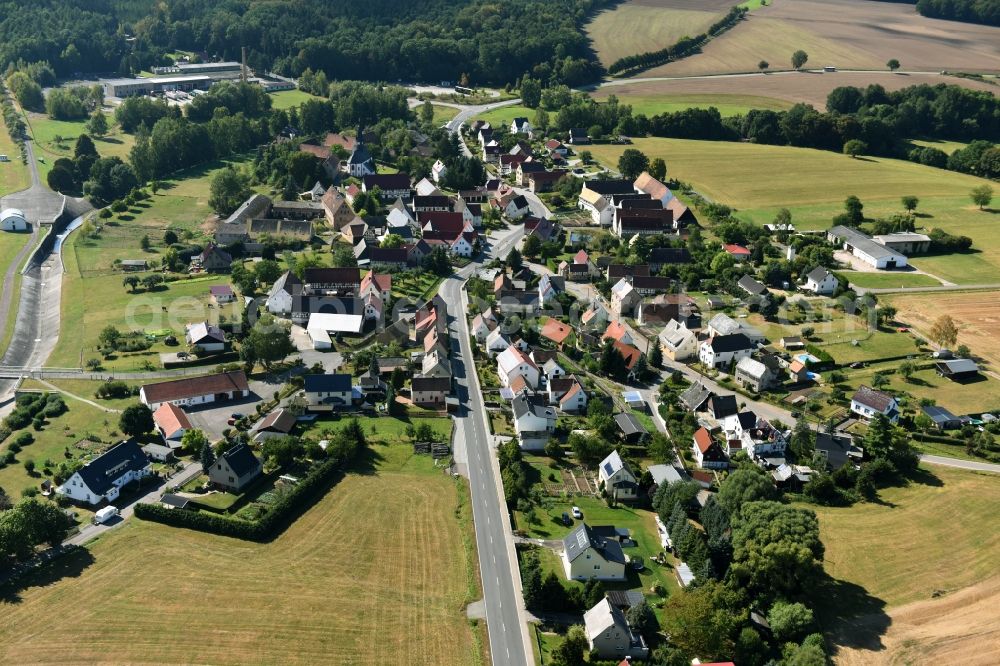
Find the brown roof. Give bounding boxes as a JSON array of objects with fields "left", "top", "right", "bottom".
[
  {"left": 541, "top": 319, "right": 572, "bottom": 344},
  {"left": 509, "top": 374, "right": 529, "bottom": 394},
  {"left": 634, "top": 171, "right": 671, "bottom": 201},
  {"left": 560, "top": 380, "right": 584, "bottom": 405},
  {"left": 361, "top": 271, "right": 392, "bottom": 294},
  {"left": 257, "top": 408, "right": 296, "bottom": 434},
  {"left": 603, "top": 321, "right": 630, "bottom": 343},
  {"left": 299, "top": 143, "right": 332, "bottom": 160},
  {"left": 304, "top": 267, "right": 361, "bottom": 286},
  {"left": 324, "top": 133, "right": 356, "bottom": 151},
  {"left": 153, "top": 402, "right": 191, "bottom": 434},
  {"left": 142, "top": 371, "right": 249, "bottom": 405},
  {"left": 852, "top": 385, "right": 896, "bottom": 411}
]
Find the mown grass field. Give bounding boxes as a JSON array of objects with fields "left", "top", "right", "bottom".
[
  {"left": 0, "top": 126, "right": 29, "bottom": 196},
  {"left": 432, "top": 104, "right": 459, "bottom": 126},
  {"left": 840, "top": 271, "right": 941, "bottom": 289},
  {"left": 478, "top": 104, "right": 532, "bottom": 128},
  {"left": 590, "top": 91, "right": 793, "bottom": 117},
  {"left": 588, "top": 138, "right": 1000, "bottom": 284},
  {"left": 584, "top": 0, "right": 728, "bottom": 67},
  {"left": 26, "top": 112, "right": 134, "bottom": 180},
  {"left": 268, "top": 88, "right": 323, "bottom": 110},
  {"left": 811, "top": 466, "right": 1000, "bottom": 610},
  {"left": 0, "top": 443, "right": 483, "bottom": 665},
  {"left": 833, "top": 364, "right": 1000, "bottom": 414}
]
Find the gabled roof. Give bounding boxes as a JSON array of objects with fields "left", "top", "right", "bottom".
[
  {"left": 648, "top": 464, "right": 683, "bottom": 486},
  {"left": 705, "top": 333, "right": 754, "bottom": 353},
  {"left": 693, "top": 427, "right": 716, "bottom": 453},
  {"left": 611, "top": 278, "right": 636, "bottom": 300},
  {"left": 614, "top": 412, "right": 647, "bottom": 437},
  {"left": 412, "top": 375, "right": 451, "bottom": 393},
  {"left": 806, "top": 266, "right": 833, "bottom": 283},
  {"left": 680, "top": 382, "right": 712, "bottom": 411},
  {"left": 303, "top": 267, "right": 361, "bottom": 285},
  {"left": 360, "top": 271, "right": 392, "bottom": 294},
  {"left": 708, "top": 395, "right": 738, "bottom": 419},
  {"left": 220, "top": 443, "right": 260, "bottom": 477},
  {"left": 256, "top": 408, "right": 296, "bottom": 434},
  {"left": 563, "top": 523, "right": 626, "bottom": 565},
  {"left": 141, "top": 371, "right": 249, "bottom": 405},
  {"left": 736, "top": 356, "right": 770, "bottom": 380},
  {"left": 153, "top": 402, "right": 191, "bottom": 435},
  {"left": 600, "top": 449, "right": 632, "bottom": 478},
  {"left": 707, "top": 313, "right": 741, "bottom": 336},
  {"left": 71, "top": 440, "right": 149, "bottom": 495},
  {"left": 738, "top": 275, "right": 767, "bottom": 296},
  {"left": 303, "top": 373, "right": 353, "bottom": 393},
  {"left": 852, "top": 385, "right": 896, "bottom": 412},
  {"left": 187, "top": 321, "right": 225, "bottom": 344},
  {"left": 497, "top": 347, "right": 536, "bottom": 376},
  {"left": 633, "top": 171, "right": 672, "bottom": 201},
  {"left": 936, "top": 358, "right": 980, "bottom": 376},
  {"left": 584, "top": 598, "right": 630, "bottom": 642},
  {"left": 723, "top": 243, "right": 751, "bottom": 256},
  {"left": 603, "top": 320, "right": 631, "bottom": 343},
  {"left": 560, "top": 380, "right": 585, "bottom": 406},
  {"left": 613, "top": 341, "right": 643, "bottom": 370},
  {"left": 512, "top": 393, "right": 556, "bottom": 421},
  {"left": 648, "top": 247, "right": 691, "bottom": 265},
  {"left": 541, "top": 319, "right": 572, "bottom": 344},
  {"left": 583, "top": 179, "right": 634, "bottom": 196}
]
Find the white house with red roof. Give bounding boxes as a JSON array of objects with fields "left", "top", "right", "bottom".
[
  {"left": 496, "top": 347, "right": 540, "bottom": 389},
  {"left": 603, "top": 321, "right": 634, "bottom": 346},
  {"left": 723, "top": 244, "right": 751, "bottom": 261},
  {"left": 360, "top": 271, "right": 391, "bottom": 304}
]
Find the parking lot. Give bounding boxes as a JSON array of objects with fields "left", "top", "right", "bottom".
[{"left": 184, "top": 380, "right": 272, "bottom": 440}]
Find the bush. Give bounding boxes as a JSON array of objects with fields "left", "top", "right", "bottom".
[
  {"left": 95, "top": 380, "right": 135, "bottom": 399},
  {"left": 12, "top": 432, "right": 34, "bottom": 447}
]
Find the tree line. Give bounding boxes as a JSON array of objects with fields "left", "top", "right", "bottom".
[{"left": 0, "top": 0, "right": 614, "bottom": 87}]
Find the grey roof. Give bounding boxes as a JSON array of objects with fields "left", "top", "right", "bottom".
[
  {"left": 852, "top": 385, "right": 896, "bottom": 412},
  {"left": 738, "top": 275, "right": 767, "bottom": 296},
  {"left": 806, "top": 266, "right": 832, "bottom": 283},
  {"left": 614, "top": 412, "right": 647, "bottom": 437},
  {"left": 512, "top": 394, "right": 555, "bottom": 420},
  {"left": 220, "top": 444, "right": 260, "bottom": 478},
  {"left": 648, "top": 464, "right": 683, "bottom": 486},
  {"left": 707, "top": 313, "right": 741, "bottom": 336},
  {"left": 921, "top": 404, "right": 960, "bottom": 424},
  {"left": 828, "top": 225, "right": 905, "bottom": 261},
  {"left": 679, "top": 382, "right": 712, "bottom": 411},
  {"left": 815, "top": 432, "right": 862, "bottom": 470},
  {"left": 563, "top": 523, "right": 627, "bottom": 565},
  {"left": 936, "top": 358, "right": 980, "bottom": 375},
  {"left": 160, "top": 493, "right": 191, "bottom": 509},
  {"left": 708, "top": 395, "right": 738, "bottom": 419},
  {"left": 707, "top": 333, "right": 754, "bottom": 353},
  {"left": 73, "top": 440, "right": 149, "bottom": 495},
  {"left": 599, "top": 450, "right": 630, "bottom": 478}
]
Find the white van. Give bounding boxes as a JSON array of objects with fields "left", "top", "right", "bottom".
[{"left": 94, "top": 506, "right": 119, "bottom": 524}]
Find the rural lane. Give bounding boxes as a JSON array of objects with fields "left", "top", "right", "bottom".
[{"left": 919, "top": 455, "right": 1000, "bottom": 474}]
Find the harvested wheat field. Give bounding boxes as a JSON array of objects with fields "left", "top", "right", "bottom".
[
  {"left": 0, "top": 445, "right": 482, "bottom": 666},
  {"left": 598, "top": 70, "right": 998, "bottom": 112},
  {"left": 834, "top": 576, "right": 1000, "bottom": 666},
  {"left": 642, "top": 0, "right": 1000, "bottom": 76},
  {"left": 810, "top": 466, "right": 1000, "bottom": 664},
  {"left": 886, "top": 291, "right": 1000, "bottom": 368},
  {"left": 585, "top": 0, "right": 731, "bottom": 67}
]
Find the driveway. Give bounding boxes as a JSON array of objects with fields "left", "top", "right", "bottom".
[{"left": 185, "top": 383, "right": 267, "bottom": 440}]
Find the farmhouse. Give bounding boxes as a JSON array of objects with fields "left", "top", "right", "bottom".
[
  {"left": 735, "top": 357, "right": 776, "bottom": 392},
  {"left": 512, "top": 393, "right": 556, "bottom": 450},
  {"left": 197, "top": 244, "right": 233, "bottom": 272},
  {"left": 56, "top": 440, "right": 151, "bottom": 505},
  {"left": 139, "top": 371, "right": 250, "bottom": 410},
  {"left": 411, "top": 376, "right": 451, "bottom": 406},
  {"left": 210, "top": 285, "right": 235, "bottom": 304},
  {"left": 803, "top": 267, "right": 839, "bottom": 295},
  {"left": 699, "top": 333, "right": 754, "bottom": 370},
  {"left": 152, "top": 402, "right": 191, "bottom": 445},
  {"left": 578, "top": 188, "right": 612, "bottom": 226},
  {"left": 562, "top": 523, "right": 627, "bottom": 581},
  {"left": 551, "top": 376, "right": 588, "bottom": 413},
  {"left": 185, "top": 322, "right": 226, "bottom": 353},
  {"left": 303, "top": 373, "right": 354, "bottom": 411},
  {"left": 633, "top": 171, "right": 672, "bottom": 204},
  {"left": 209, "top": 444, "right": 263, "bottom": 492},
  {"left": 362, "top": 173, "right": 411, "bottom": 201},
  {"left": 598, "top": 450, "right": 639, "bottom": 500},
  {"left": 850, "top": 385, "right": 900, "bottom": 423},
  {"left": 647, "top": 247, "right": 691, "bottom": 272},
  {"left": 827, "top": 226, "right": 907, "bottom": 269},
  {"left": 584, "top": 598, "right": 649, "bottom": 661},
  {"left": 658, "top": 320, "right": 699, "bottom": 361}
]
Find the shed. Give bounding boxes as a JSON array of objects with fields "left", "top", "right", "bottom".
[{"left": 935, "top": 358, "right": 980, "bottom": 380}]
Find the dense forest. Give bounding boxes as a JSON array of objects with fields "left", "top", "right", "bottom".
[
  {"left": 868, "top": 0, "right": 1000, "bottom": 26},
  {"left": 0, "top": 0, "right": 611, "bottom": 85}
]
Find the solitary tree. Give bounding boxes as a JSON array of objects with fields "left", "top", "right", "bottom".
[
  {"left": 122, "top": 275, "right": 139, "bottom": 292},
  {"left": 119, "top": 403, "right": 154, "bottom": 437},
  {"left": 898, "top": 360, "right": 916, "bottom": 382},
  {"left": 85, "top": 110, "right": 108, "bottom": 137},
  {"left": 208, "top": 166, "right": 251, "bottom": 216},
  {"left": 758, "top": 60, "right": 769, "bottom": 72},
  {"left": 140, "top": 234, "right": 151, "bottom": 251},
  {"left": 419, "top": 100, "right": 434, "bottom": 125},
  {"left": 886, "top": 58, "right": 901, "bottom": 72},
  {"left": 199, "top": 440, "right": 215, "bottom": 471},
  {"left": 843, "top": 139, "right": 867, "bottom": 158},
  {"left": 618, "top": 148, "right": 650, "bottom": 180},
  {"left": 649, "top": 339, "right": 663, "bottom": 369},
  {"left": 844, "top": 195, "right": 864, "bottom": 225},
  {"left": 163, "top": 229, "right": 178, "bottom": 245},
  {"left": 791, "top": 50, "right": 809, "bottom": 70},
  {"left": 971, "top": 184, "right": 993, "bottom": 210},
  {"left": 871, "top": 372, "right": 889, "bottom": 389},
  {"left": 901, "top": 195, "right": 919, "bottom": 212},
  {"left": 929, "top": 314, "right": 959, "bottom": 348}
]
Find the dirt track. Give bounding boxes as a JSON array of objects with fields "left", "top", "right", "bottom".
[
  {"left": 834, "top": 575, "right": 1000, "bottom": 666},
  {"left": 642, "top": 0, "right": 1000, "bottom": 76}
]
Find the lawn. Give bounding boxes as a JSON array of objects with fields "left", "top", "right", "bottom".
[
  {"left": 268, "top": 88, "right": 323, "bottom": 110},
  {"left": 479, "top": 105, "right": 532, "bottom": 128},
  {"left": 590, "top": 92, "right": 793, "bottom": 117},
  {"left": 26, "top": 112, "right": 134, "bottom": 180},
  {"left": 515, "top": 495, "right": 680, "bottom": 605},
  {"left": 747, "top": 311, "right": 920, "bottom": 364},
  {"left": 909, "top": 138, "right": 969, "bottom": 156},
  {"left": 588, "top": 138, "right": 999, "bottom": 284},
  {"left": 810, "top": 465, "right": 1000, "bottom": 611},
  {"left": 21, "top": 377, "right": 141, "bottom": 411},
  {"left": 0, "top": 394, "right": 121, "bottom": 503},
  {"left": 0, "top": 126, "right": 29, "bottom": 197},
  {"left": 837, "top": 365, "right": 1000, "bottom": 415},
  {"left": 432, "top": 104, "right": 459, "bottom": 126},
  {"left": 840, "top": 271, "right": 941, "bottom": 289},
  {"left": 302, "top": 414, "right": 453, "bottom": 446},
  {"left": 0, "top": 443, "right": 482, "bottom": 665}
]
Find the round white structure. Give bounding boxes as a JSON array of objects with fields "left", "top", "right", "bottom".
[{"left": 0, "top": 208, "right": 28, "bottom": 232}]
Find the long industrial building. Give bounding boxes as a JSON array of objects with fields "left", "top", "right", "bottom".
[{"left": 103, "top": 75, "right": 212, "bottom": 98}]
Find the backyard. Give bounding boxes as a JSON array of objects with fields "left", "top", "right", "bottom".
[{"left": 0, "top": 442, "right": 482, "bottom": 665}]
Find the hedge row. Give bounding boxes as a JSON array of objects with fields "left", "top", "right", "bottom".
[
  {"left": 607, "top": 6, "right": 747, "bottom": 76},
  {"left": 135, "top": 455, "right": 344, "bottom": 541}
]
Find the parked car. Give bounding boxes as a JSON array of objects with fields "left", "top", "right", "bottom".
[
  {"left": 561, "top": 512, "right": 572, "bottom": 526},
  {"left": 231, "top": 412, "right": 244, "bottom": 419},
  {"left": 572, "top": 506, "right": 582, "bottom": 519},
  {"left": 227, "top": 418, "right": 237, "bottom": 426}
]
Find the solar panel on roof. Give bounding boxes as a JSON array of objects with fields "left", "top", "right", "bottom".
[
  {"left": 603, "top": 462, "right": 614, "bottom": 476},
  {"left": 576, "top": 530, "right": 588, "bottom": 549}
]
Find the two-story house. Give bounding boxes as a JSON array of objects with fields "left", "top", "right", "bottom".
[
  {"left": 562, "top": 523, "right": 627, "bottom": 581},
  {"left": 699, "top": 333, "right": 755, "bottom": 370},
  {"left": 303, "top": 374, "right": 354, "bottom": 411},
  {"left": 851, "top": 385, "right": 900, "bottom": 423},
  {"left": 208, "top": 443, "right": 263, "bottom": 492},
  {"left": 57, "top": 440, "right": 151, "bottom": 505},
  {"left": 598, "top": 450, "right": 639, "bottom": 501}
]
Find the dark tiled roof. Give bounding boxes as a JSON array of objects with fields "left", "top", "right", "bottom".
[
  {"left": 220, "top": 443, "right": 260, "bottom": 478},
  {"left": 563, "top": 523, "right": 626, "bottom": 565},
  {"left": 304, "top": 373, "right": 353, "bottom": 393},
  {"left": 75, "top": 440, "right": 149, "bottom": 495},
  {"left": 707, "top": 333, "right": 754, "bottom": 353}
]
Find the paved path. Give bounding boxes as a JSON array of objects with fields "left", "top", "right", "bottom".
[
  {"left": 592, "top": 68, "right": 969, "bottom": 91},
  {"left": 854, "top": 282, "right": 1000, "bottom": 296},
  {"left": 919, "top": 454, "right": 1000, "bottom": 474},
  {"left": 33, "top": 377, "right": 122, "bottom": 412}
]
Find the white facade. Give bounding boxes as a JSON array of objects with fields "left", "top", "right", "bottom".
[
  {"left": 699, "top": 340, "right": 753, "bottom": 369},
  {"left": 658, "top": 320, "right": 698, "bottom": 361},
  {"left": 496, "top": 347, "right": 539, "bottom": 389},
  {"left": 0, "top": 208, "right": 28, "bottom": 231},
  {"left": 431, "top": 159, "right": 447, "bottom": 183},
  {"left": 804, "top": 269, "right": 839, "bottom": 295}
]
